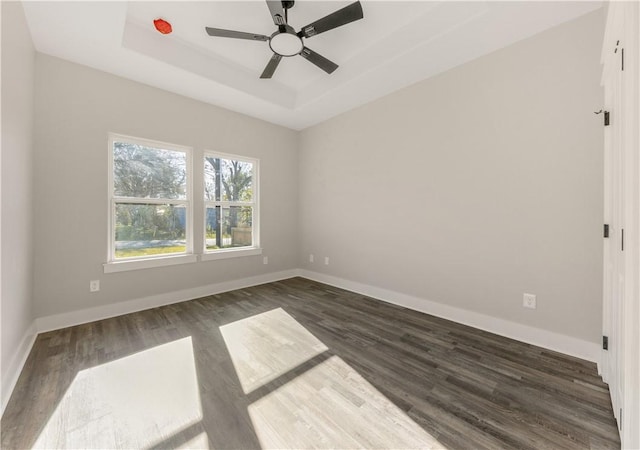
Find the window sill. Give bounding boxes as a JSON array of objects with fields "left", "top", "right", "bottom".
[
  {"left": 103, "top": 248, "right": 261, "bottom": 273},
  {"left": 201, "top": 247, "right": 262, "bottom": 261},
  {"left": 104, "top": 254, "right": 198, "bottom": 273}
]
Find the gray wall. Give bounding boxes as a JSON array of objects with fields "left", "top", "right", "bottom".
[
  {"left": 1, "top": 1, "right": 36, "bottom": 401},
  {"left": 299, "top": 10, "right": 604, "bottom": 342},
  {"left": 24, "top": 7, "right": 605, "bottom": 346},
  {"left": 33, "top": 54, "right": 298, "bottom": 318}
]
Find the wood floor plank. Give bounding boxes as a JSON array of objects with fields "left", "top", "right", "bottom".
[{"left": 1, "top": 277, "right": 620, "bottom": 449}]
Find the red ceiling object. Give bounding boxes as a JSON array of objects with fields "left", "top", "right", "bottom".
[{"left": 153, "top": 18, "right": 172, "bottom": 35}]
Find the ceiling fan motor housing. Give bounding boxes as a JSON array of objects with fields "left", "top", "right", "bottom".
[{"left": 269, "top": 25, "right": 303, "bottom": 57}]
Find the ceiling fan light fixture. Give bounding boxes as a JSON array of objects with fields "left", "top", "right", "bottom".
[{"left": 269, "top": 31, "right": 303, "bottom": 57}]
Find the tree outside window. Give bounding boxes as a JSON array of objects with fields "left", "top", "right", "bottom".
[
  {"left": 110, "top": 135, "right": 191, "bottom": 260},
  {"left": 204, "top": 153, "right": 257, "bottom": 251}
]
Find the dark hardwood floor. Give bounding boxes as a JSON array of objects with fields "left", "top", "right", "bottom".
[{"left": 1, "top": 277, "right": 620, "bottom": 449}]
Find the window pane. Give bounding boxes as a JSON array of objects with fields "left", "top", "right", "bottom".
[
  {"left": 115, "top": 203, "right": 186, "bottom": 258},
  {"left": 114, "top": 142, "right": 187, "bottom": 199},
  {"left": 204, "top": 157, "right": 253, "bottom": 202},
  {"left": 206, "top": 206, "right": 253, "bottom": 250}
]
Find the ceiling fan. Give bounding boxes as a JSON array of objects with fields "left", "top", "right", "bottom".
[{"left": 205, "top": 1, "right": 364, "bottom": 79}]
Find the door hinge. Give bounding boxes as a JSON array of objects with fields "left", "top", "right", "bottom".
[
  {"left": 604, "top": 224, "right": 610, "bottom": 238},
  {"left": 603, "top": 335, "right": 608, "bottom": 350}
]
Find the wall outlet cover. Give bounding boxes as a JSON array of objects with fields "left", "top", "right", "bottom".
[{"left": 523, "top": 293, "right": 536, "bottom": 309}]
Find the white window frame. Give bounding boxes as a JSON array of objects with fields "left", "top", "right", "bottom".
[
  {"left": 202, "top": 150, "right": 261, "bottom": 262},
  {"left": 104, "top": 133, "right": 196, "bottom": 273}
]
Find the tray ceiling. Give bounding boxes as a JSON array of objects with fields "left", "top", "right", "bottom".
[{"left": 23, "top": 1, "right": 602, "bottom": 130}]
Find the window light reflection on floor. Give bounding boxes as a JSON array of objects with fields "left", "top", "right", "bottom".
[
  {"left": 219, "top": 308, "right": 328, "bottom": 395},
  {"left": 33, "top": 337, "right": 206, "bottom": 449},
  {"left": 221, "top": 308, "right": 443, "bottom": 449}
]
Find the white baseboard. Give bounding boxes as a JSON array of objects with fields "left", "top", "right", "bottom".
[
  {"left": 297, "top": 270, "right": 601, "bottom": 363},
  {"left": 4, "top": 268, "right": 601, "bottom": 420},
  {"left": 1, "top": 320, "right": 37, "bottom": 416},
  {"left": 36, "top": 269, "right": 298, "bottom": 333},
  {"left": 35, "top": 268, "right": 602, "bottom": 362}
]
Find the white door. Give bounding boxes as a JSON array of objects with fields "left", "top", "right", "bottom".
[
  {"left": 612, "top": 50, "right": 625, "bottom": 425},
  {"left": 601, "top": 2, "right": 639, "bottom": 444},
  {"left": 602, "top": 31, "right": 625, "bottom": 427}
]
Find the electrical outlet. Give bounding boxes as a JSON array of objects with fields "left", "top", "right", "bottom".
[
  {"left": 90, "top": 280, "right": 100, "bottom": 292},
  {"left": 324, "top": 257, "right": 329, "bottom": 265},
  {"left": 263, "top": 256, "right": 268, "bottom": 265},
  {"left": 309, "top": 254, "right": 314, "bottom": 263},
  {"left": 523, "top": 293, "right": 536, "bottom": 309}
]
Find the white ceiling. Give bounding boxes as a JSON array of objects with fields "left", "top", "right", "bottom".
[{"left": 23, "top": 1, "right": 602, "bottom": 130}]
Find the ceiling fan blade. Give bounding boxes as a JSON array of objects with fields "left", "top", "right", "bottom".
[
  {"left": 205, "top": 27, "right": 269, "bottom": 41},
  {"left": 298, "top": 1, "right": 363, "bottom": 39},
  {"left": 260, "top": 53, "right": 283, "bottom": 79},
  {"left": 266, "top": 1, "right": 287, "bottom": 26},
  {"left": 300, "top": 47, "right": 338, "bottom": 74}
]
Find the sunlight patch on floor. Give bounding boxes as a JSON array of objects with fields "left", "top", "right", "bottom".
[
  {"left": 247, "top": 355, "right": 442, "bottom": 449},
  {"left": 220, "top": 308, "right": 328, "bottom": 394},
  {"left": 221, "top": 308, "right": 443, "bottom": 449},
  {"left": 33, "top": 337, "right": 206, "bottom": 449}
]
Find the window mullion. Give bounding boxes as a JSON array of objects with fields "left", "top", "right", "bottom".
[
  {"left": 113, "top": 197, "right": 189, "bottom": 205},
  {"left": 205, "top": 202, "right": 254, "bottom": 207}
]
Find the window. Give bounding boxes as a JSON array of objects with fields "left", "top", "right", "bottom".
[
  {"left": 106, "top": 134, "right": 194, "bottom": 271},
  {"left": 203, "top": 152, "right": 259, "bottom": 257},
  {"left": 104, "top": 136, "right": 259, "bottom": 272}
]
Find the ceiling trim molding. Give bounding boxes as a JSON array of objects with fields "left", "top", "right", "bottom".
[{"left": 122, "top": 20, "right": 296, "bottom": 109}]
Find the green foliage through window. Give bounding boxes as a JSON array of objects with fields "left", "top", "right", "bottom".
[
  {"left": 204, "top": 155, "right": 256, "bottom": 251},
  {"left": 114, "top": 142, "right": 186, "bottom": 199},
  {"left": 111, "top": 137, "right": 190, "bottom": 260}
]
